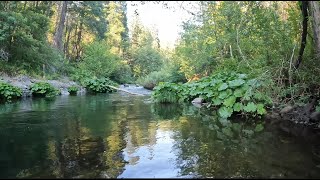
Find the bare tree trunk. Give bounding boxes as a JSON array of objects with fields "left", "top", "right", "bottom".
[
  {"left": 53, "top": 1, "right": 67, "bottom": 52},
  {"left": 294, "top": 1, "right": 309, "bottom": 69},
  {"left": 309, "top": 1, "right": 320, "bottom": 56}
]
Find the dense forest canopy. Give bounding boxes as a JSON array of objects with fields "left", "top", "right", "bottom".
[{"left": 0, "top": 1, "right": 320, "bottom": 107}]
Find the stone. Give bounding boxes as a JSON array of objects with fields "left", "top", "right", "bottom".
[
  {"left": 192, "top": 97, "right": 204, "bottom": 104},
  {"left": 310, "top": 112, "right": 320, "bottom": 122},
  {"left": 280, "top": 105, "right": 294, "bottom": 114}
]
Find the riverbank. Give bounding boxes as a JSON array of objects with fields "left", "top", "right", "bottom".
[
  {"left": 0, "top": 73, "right": 86, "bottom": 97},
  {"left": 1, "top": 72, "right": 319, "bottom": 137}
]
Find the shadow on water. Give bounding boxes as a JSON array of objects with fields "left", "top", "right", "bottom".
[{"left": 0, "top": 93, "right": 320, "bottom": 178}]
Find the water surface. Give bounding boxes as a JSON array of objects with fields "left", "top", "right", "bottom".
[{"left": 0, "top": 93, "right": 320, "bottom": 178}]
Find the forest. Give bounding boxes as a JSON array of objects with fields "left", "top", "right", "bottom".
[
  {"left": 1, "top": 1, "right": 319, "bottom": 120},
  {"left": 1, "top": 1, "right": 320, "bottom": 178}
]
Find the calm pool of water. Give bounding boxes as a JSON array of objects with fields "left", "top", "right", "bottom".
[{"left": 0, "top": 93, "right": 319, "bottom": 178}]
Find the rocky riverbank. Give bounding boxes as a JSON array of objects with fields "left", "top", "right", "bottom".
[{"left": 0, "top": 73, "right": 86, "bottom": 97}]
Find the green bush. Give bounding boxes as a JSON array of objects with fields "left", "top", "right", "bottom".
[
  {"left": 152, "top": 72, "right": 272, "bottom": 118},
  {"left": 84, "top": 77, "right": 118, "bottom": 93},
  {"left": 67, "top": 86, "right": 79, "bottom": 95},
  {"left": 137, "top": 71, "right": 170, "bottom": 90},
  {"left": 0, "top": 10, "right": 63, "bottom": 75},
  {"left": 131, "top": 46, "right": 164, "bottom": 77},
  {"left": 0, "top": 82, "right": 22, "bottom": 102},
  {"left": 74, "top": 41, "right": 120, "bottom": 80},
  {"left": 110, "top": 64, "right": 135, "bottom": 84},
  {"left": 137, "top": 64, "right": 187, "bottom": 90},
  {"left": 30, "top": 82, "right": 60, "bottom": 98}
]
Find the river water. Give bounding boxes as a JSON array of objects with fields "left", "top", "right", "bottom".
[{"left": 0, "top": 91, "right": 320, "bottom": 178}]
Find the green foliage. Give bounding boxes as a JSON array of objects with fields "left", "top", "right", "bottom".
[
  {"left": 110, "top": 64, "right": 135, "bottom": 84},
  {"left": 137, "top": 71, "right": 170, "bottom": 90},
  {"left": 0, "top": 6, "right": 62, "bottom": 75},
  {"left": 131, "top": 46, "right": 163, "bottom": 77},
  {"left": 71, "top": 41, "right": 122, "bottom": 85},
  {"left": 0, "top": 82, "right": 22, "bottom": 102},
  {"left": 152, "top": 82, "right": 185, "bottom": 103},
  {"left": 30, "top": 82, "right": 60, "bottom": 98},
  {"left": 67, "top": 86, "right": 79, "bottom": 95},
  {"left": 83, "top": 77, "right": 118, "bottom": 93},
  {"left": 152, "top": 72, "right": 271, "bottom": 118}
]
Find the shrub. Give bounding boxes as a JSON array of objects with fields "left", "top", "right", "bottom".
[
  {"left": 152, "top": 72, "right": 272, "bottom": 118},
  {"left": 0, "top": 82, "right": 22, "bottom": 102},
  {"left": 137, "top": 71, "right": 170, "bottom": 90},
  {"left": 110, "top": 64, "right": 135, "bottom": 84},
  {"left": 67, "top": 86, "right": 79, "bottom": 95},
  {"left": 30, "top": 82, "right": 60, "bottom": 98},
  {"left": 71, "top": 41, "right": 121, "bottom": 86},
  {"left": 152, "top": 82, "right": 184, "bottom": 103},
  {"left": 83, "top": 77, "right": 118, "bottom": 93},
  {"left": 131, "top": 46, "right": 164, "bottom": 77}
]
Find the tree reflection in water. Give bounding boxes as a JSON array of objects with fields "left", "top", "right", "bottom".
[{"left": 2, "top": 94, "right": 320, "bottom": 178}]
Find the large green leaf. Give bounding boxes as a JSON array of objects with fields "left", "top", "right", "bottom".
[
  {"left": 212, "top": 98, "right": 223, "bottom": 105},
  {"left": 238, "top": 74, "right": 247, "bottom": 79},
  {"left": 223, "top": 96, "right": 236, "bottom": 107},
  {"left": 233, "top": 102, "right": 243, "bottom": 112},
  {"left": 218, "top": 83, "right": 228, "bottom": 91},
  {"left": 253, "top": 92, "right": 264, "bottom": 101},
  {"left": 233, "top": 88, "right": 244, "bottom": 97},
  {"left": 218, "top": 106, "right": 233, "bottom": 118},
  {"left": 243, "top": 102, "right": 257, "bottom": 113},
  {"left": 228, "top": 79, "right": 245, "bottom": 88},
  {"left": 256, "top": 103, "right": 267, "bottom": 115},
  {"left": 218, "top": 89, "right": 232, "bottom": 99}
]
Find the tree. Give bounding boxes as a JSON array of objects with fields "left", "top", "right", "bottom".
[
  {"left": 53, "top": 1, "right": 67, "bottom": 52},
  {"left": 106, "top": 1, "right": 126, "bottom": 55},
  {"left": 308, "top": 1, "right": 320, "bottom": 56}
]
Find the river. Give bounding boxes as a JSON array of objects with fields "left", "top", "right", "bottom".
[{"left": 0, "top": 90, "right": 320, "bottom": 178}]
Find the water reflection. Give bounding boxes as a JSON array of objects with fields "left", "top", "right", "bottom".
[{"left": 0, "top": 94, "right": 319, "bottom": 178}]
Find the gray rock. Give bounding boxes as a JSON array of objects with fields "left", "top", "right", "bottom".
[
  {"left": 192, "top": 97, "right": 204, "bottom": 104},
  {"left": 280, "top": 105, "right": 294, "bottom": 114},
  {"left": 310, "top": 112, "right": 320, "bottom": 122}
]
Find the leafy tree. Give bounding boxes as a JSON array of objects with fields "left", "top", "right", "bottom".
[{"left": 72, "top": 41, "right": 120, "bottom": 84}]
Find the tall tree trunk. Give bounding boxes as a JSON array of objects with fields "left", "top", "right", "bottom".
[
  {"left": 53, "top": 1, "right": 67, "bottom": 52},
  {"left": 309, "top": 1, "right": 320, "bottom": 57},
  {"left": 64, "top": 16, "right": 72, "bottom": 59},
  {"left": 71, "top": 23, "right": 78, "bottom": 60},
  {"left": 75, "top": 21, "right": 83, "bottom": 61},
  {"left": 294, "top": 1, "right": 309, "bottom": 69}
]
